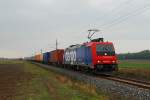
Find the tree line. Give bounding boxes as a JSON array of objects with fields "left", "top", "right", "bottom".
[{"left": 117, "top": 50, "right": 150, "bottom": 60}]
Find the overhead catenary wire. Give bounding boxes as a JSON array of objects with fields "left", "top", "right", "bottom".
[
  {"left": 109, "top": 0, "right": 134, "bottom": 12},
  {"left": 102, "top": 0, "right": 135, "bottom": 16},
  {"left": 70, "top": 0, "right": 146, "bottom": 41},
  {"left": 83, "top": 0, "right": 135, "bottom": 28},
  {"left": 101, "top": 4, "right": 150, "bottom": 30},
  {"left": 96, "top": 0, "right": 150, "bottom": 30},
  {"left": 95, "top": 0, "right": 135, "bottom": 26}
]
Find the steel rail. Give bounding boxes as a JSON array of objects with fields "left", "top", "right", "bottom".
[{"left": 98, "top": 75, "right": 150, "bottom": 89}]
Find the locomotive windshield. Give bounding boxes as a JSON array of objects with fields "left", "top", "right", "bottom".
[{"left": 96, "top": 44, "right": 115, "bottom": 56}]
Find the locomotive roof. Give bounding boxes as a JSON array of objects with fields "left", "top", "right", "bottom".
[
  {"left": 84, "top": 41, "right": 113, "bottom": 46},
  {"left": 66, "top": 44, "right": 81, "bottom": 50},
  {"left": 66, "top": 41, "right": 113, "bottom": 50}
]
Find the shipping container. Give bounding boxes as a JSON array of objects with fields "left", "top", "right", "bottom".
[
  {"left": 50, "top": 49, "right": 64, "bottom": 64},
  {"left": 35, "top": 54, "right": 43, "bottom": 62},
  {"left": 43, "top": 52, "right": 50, "bottom": 63}
]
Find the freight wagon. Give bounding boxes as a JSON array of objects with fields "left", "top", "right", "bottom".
[
  {"left": 43, "top": 52, "right": 50, "bottom": 63},
  {"left": 35, "top": 54, "right": 43, "bottom": 62},
  {"left": 49, "top": 49, "right": 64, "bottom": 65}
]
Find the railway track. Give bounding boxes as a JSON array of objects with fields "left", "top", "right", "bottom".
[
  {"left": 33, "top": 62, "right": 150, "bottom": 90},
  {"left": 99, "top": 75, "right": 150, "bottom": 89},
  {"left": 32, "top": 62, "right": 150, "bottom": 100}
]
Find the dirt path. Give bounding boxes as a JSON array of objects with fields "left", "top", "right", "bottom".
[{"left": 0, "top": 63, "right": 31, "bottom": 100}]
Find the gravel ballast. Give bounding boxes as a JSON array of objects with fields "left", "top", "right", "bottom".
[{"left": 33, "top": 62, "right": 150, "bottom": 100}]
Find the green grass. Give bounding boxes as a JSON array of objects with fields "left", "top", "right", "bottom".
[
  {"left": 118, "top": 60, "right": 150, "bottom": 68},
  {"left": 0, "top": 59, "right": 22, "bottom": 64},
  {"left": 14, "top": 61, "right": 109, "bottom": 100},
  {"left": 14, "top": 61, "right": 52, "bottom": 100},
  {"left": 0, "top": 60, "right": 135, "bottom": 100},
  {"left": 114, "top": 60, "right": 150, "bottom": 81}
]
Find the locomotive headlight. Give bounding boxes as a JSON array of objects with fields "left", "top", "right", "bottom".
[
  {"left": 112, "top": 61, "right": 116, "bottom": 63},
  {"left": 97, "top": 60, "right": 101, "bottom": 63}
]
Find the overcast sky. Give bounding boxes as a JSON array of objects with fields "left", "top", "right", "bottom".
[{"left": 0, "top": 0, "right": 150, "bottom": 58}]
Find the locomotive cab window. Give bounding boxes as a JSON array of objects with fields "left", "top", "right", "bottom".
[{"left": 96, "top": 44, "right": 115, "bottom": 56}]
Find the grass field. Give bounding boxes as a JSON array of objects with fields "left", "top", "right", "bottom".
[
  {"left": 118, "top": 60, "right": 150, "bottom": 68},
  {"left": 0, "top": 59, "right": 22, "bottom": 64},
  {"left": 115, "top": 60, "right": 150, "bottom": 81},
  {"left": 22, "top": 61, "right": 109, "bottom": 100},
  {"left": 0, "top": 60, "right": 117, "bottom": 100},
  {"left": 0, "top": 60, "right": 146, "bottom": 100}
]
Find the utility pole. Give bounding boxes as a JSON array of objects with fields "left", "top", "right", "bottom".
[
  {"left": 34, "top": 52, "right": 36, "bottom": 56},
  {"left": 40, "top": 49, "right": 42, "bottom": 54},
  {"left": 56, "top": 39, "right": 58, "bottom": 50}
]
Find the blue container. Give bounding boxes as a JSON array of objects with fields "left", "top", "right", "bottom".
[{"left": 43, "top": 52, "right": 50, "bottom": 63}]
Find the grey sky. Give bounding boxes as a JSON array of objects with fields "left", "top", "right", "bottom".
[{"left": 0, "top": 0, "right": 150, "bottom": 58}]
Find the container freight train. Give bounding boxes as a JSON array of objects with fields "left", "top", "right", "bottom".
[{"left": 27, "top": 38, "right": 118, "bottom": 73}]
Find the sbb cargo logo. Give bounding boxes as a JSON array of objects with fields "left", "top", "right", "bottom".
[{"left": 65, "top": 50, "right": 76, "bottom": 64}]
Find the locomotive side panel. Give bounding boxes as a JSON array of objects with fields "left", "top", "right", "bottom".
[
  {"left": 84, "top": 46, "right": 92, "bottom": 66},
  {"left": 76, "top": 46, "right": 84, "bottom": 65},
  {"left": 64, "top": 45, "right": 93, "bottom": 68},
  {"left": 64, "top": 47, "right": 77, "bottom": 65}
]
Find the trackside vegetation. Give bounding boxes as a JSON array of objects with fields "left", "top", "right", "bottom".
[
  {"left": 22, "top": 61, "right": 109, "bottom": 100},
  {"left": 0, "top": 60, "right": 146, "bottom": 100},
  {"left": 114, "top": 60, "right": 150, "bottom": 81},
  {"left": 116, "top": 50, "right": 150, "bottom": 81},
  {"left": 118, "top": 50, "right": 150, "bottom": 60}
]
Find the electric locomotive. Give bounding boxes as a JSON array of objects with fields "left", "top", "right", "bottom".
[{"left": 63, "top": 38, "right": 118, "bottom": 72}]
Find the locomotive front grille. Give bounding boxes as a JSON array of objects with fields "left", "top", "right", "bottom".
[{"left": 96, "top": 64, "right": 116, "bottom": 72}]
